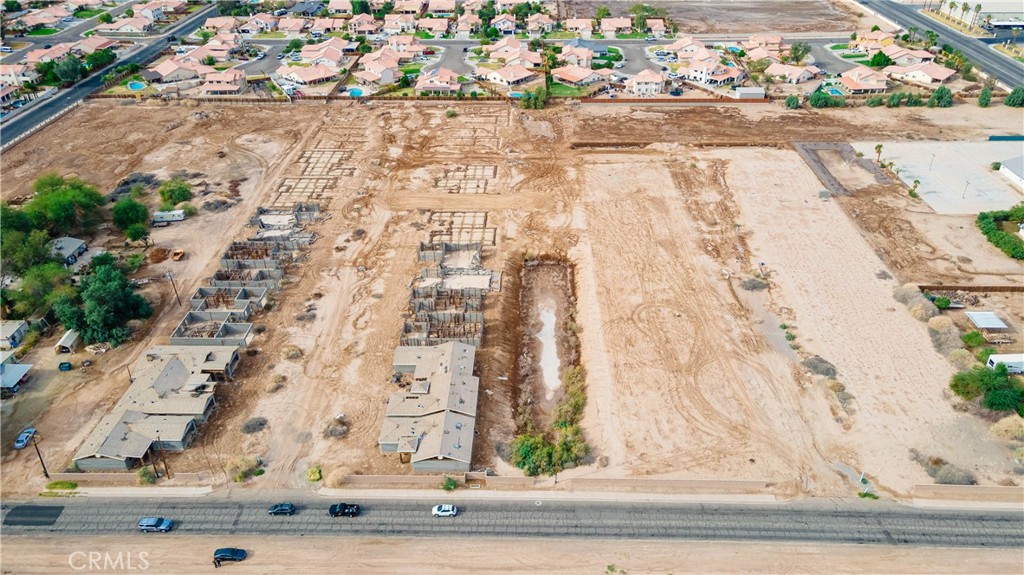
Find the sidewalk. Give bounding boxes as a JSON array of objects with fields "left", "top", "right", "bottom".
[
  {"left": 317, "top": 487, "right": 780, "bottom": 504},
  {"left": 76, "top": 486, "right": 212, "bottom": 498}
]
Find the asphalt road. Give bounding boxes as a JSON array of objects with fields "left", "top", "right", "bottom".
[
  {"left": 865, "top": 0, "right": 1024, "bottom": 87},
  {"left": 0, "top": 5, "right": 215, "bottom": 147},
  {"left": 2, "top": 498, "right": 1022, "bottom": 547}
]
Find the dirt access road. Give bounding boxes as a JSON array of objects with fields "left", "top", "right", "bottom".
[
  {"left": 1, "top": 99, "right": 1022, "bottom": 499},
  {"left": 4, "top": 534, "right": 1022, "bottom": 575}
]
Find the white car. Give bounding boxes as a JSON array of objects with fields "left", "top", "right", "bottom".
[{"left": 431, "top": 504, "right": 457, "bottom": 518}]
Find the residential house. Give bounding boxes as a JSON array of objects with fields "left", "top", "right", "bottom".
[
  {"left": 133, "top": 2, "right": 164, "bottom": 22},
  {"left": 145, "top": 0, "right": 186, "bottom": 13},
  {"left": 352, "top": 48, "right": 401, "bottom": 85},
  {"left": 95, "top": 16, "right": 155, "bottom": 34},
  {"left": 764, "top": 62, "right": 822, "bottom": 84},
  {"left": 415, "top": 66, "right": 462, "bottom": 94},
  {"left": 416, "top": 17, "right": 449, "bottom": 36},
  {"left": 490, "top": 13, "right": 516, "bottom": 35},
  {"left": 883, "top": 61, "right": 955, "bottom": 84},
  {"left": 239, "top": 12, "right": 276, "bottom": 34},
  {"left": 645, "top": 18, "right": 666, "bottom": 37},
  {"left": 26, "top": 43, "right": 73, "bottom": 65},
  {"left": 38, "top": 5, "right": 72, "bottom": 19},
  {"left": 526, "top": 13, "right": 553, "bottom": 36},
  {"left": 140, "top": 346, "right": 241, "bottom": 381},
  {"left": 328, "top": 0, "right": 352, "bottom": 15},
  {"left": 851, "top": 29, "right": 895, "bottom": 53},
  {"left": 199, "top": 68, "right": 246, "bottom": 95},
  {"left": 455, "top": 13, "right": 481, "bottom": 39},
  {"left": 202, "top": 16, "right": 239, "bottom": 33},
  {"left": 839, "top": 64, "right": 888, "bottom": 93},
  {"left": 563, "top": 37, "right": 608, "bottom": 56},
  {"left": 560, "top": 45, "right": 592, "bottom": 67},
  {"left": 50, "top": 236, "right": 87, "bottom": 266},
  {"left": 394, "top": 0, "right": 425, "bottom": 14},
  {"left": 64, "top": 0, "right": 103, "bottom": 10},
  {"left": 880, "top": 43, "right": 935, "bottom": 65},
  {"left": 54, "top": 329, "right": 80, "bottom": 354},
  {"left": 462, "top": 0, "right": 483, "bottom": 11},
  {"left": 387, "top": 34, "right": 424, "bottom": 55},
  {"left": 0, "top": 84, "right": 18, "bottom": 107},
  {"left": 72, "top": 35, "right": 117, "bottom": 55},
  {"left": 145, "top": 57, "right": 214, "bottom": 82},
  {"left": 383, "top": 13, "right": 416, "bottom": 34},
  {"left": 0, "top": 320, "right": 28, "bottom": 351},
  {"left": 484, "top": 63, "right": 536, "bottom": 86},
  {"left": 495, "top": 0, "right": 529, "bottom": 9},
  {"left": 15, "top": 11, "right": 60, "bottom": 30},
  {"left": 300, "top": 37, "right": 353, "bottom": 67},
  {"left": 485, "top": 37, "right": 540, "bottom": 67},
  {"left": 0, "top": 64, "right": 39, "bottom": 86},
  {"left": 348, "top": 13, "right": 379, "bottom": 35},
  {"left": 277, "top": 17, "right": 308, "bottom": 36},
  {"left": 310, "top": 17, "right": 346, "bottom": 36},
  {"left": 625, "top": 68, "right": 663, "bottom": 95},
  {"left": 427, "top": 0, "right": 456, "bottom": 18},
  {"left": 600, "top": 17, "right": 631, "bottom": 35},
  {"left": 665, "top": 36, "right": 703, "bottom": 56},
  {"left": 287, "top": 1, "right": 321, "bottom": 17},
  {"left": 0, "top": 359, "right": 32, "bottom": 396},
  {"left": 684, "top": 59, "right": 742, "bottom": 85},
  {"left": 279, "top": 63, "right": 338, "bottom": 85},
  {"left": 551, "top": 64, "right": 609, "bottom": 86},
  {"left": 564, "top": 18, "right": 593, "bottom": 38}
]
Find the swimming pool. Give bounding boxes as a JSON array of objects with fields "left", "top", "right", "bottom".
[
  {"left": 127, "top": 81, "right": 146, "bottom": 91},
  {"left": 727, "top": 46, "right": 741, "bottom": 53},
  {"left": 348, "top": 88, "right": 363, "bottom": 97},
  {"left": 508, "top": 91, "right": 523, "bottom": 98},
  {"left": 826, "top": 87, "right": 844, "bottom": 96}
]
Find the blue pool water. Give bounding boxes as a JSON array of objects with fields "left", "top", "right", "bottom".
[
  {"left": 508, "top": 91, "right": 523, "bottom": 98},
  {"left": 127, "top": 81, "right": 146, "bottom": 91},
  {"left": 726, "top": 62, "right": 735, "bottom": 67},
  {"left": 827, "top": 87, "right": 844, "bottom": 96},
  {"left": 348, "top": 88, "right": 363, "bottom": 97},
  {"left": 727, "top": 46, "right": 741, "bottom": 53}
]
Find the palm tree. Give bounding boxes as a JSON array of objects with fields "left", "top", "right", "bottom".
[
  {"left": 925, "top": 29, "right": 939, "bottom": 47},
  {"left": 908, "top": 25, "right": 918, "bottom": 43},
  {"left": 1012, "top": 27, "right": 1022, "bottom": 55},
  {"left": 936, "top": 0, "right": 945, "bottom": 15},
  {"left": 972, "top": 3, "right": 982, "bottom": 27},
  {"left": 960, "top": 1, "right": 970, "bottom": 23},
  {"left": 875, "top": 143, "right": 883, "bottom": 163},
  {"left": 912, "top": 179, "right": 921, "bottom": 192}
]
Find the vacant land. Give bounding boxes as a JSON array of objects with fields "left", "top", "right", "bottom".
[
  {"left": 560, "top": 0, "right": 858, "bottom": 33},
  {"left": 2, "top": 99, "right": 1022, "bottom": 498}
]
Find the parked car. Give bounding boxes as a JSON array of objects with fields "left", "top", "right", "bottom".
[
  {"left": 431, "top": 504, "right": 457, "bottom": 518},
  {"left": 62, "top": 16, "right": 75, "bottom": 22},
  {"left": 613, "top": 62, "right": 624, "bottom": 69},
  {"left": 290, "top": 53, "right": 301, "bottom": 61},
  {"left": 645, "top": 35, "right": 656, "bottom": 41},
  {"left": 423, "top": 49, "right": 435, "bottom": 55},
  {"left": 213, "top": 548, "right": 247, "bottom": 562},
  {"left": 43, "top": 43, "right": 52, "bottom": 49},
  {"left": 137, "top": 518, "right": 173, "bottom": 533},
  {"left": 255, "top": 52, "right": 266, "bottom": 60},
  {"left": 328, "top": 503, "right": 360, "bottom": 517},
  {"left": 276, "top": 52, "right": 285, "bottom": 60},
  {"left": 13, "top": 428, "right": 36, "bottom": 449},
  {"left": 267, "top": 503, "right": 296, "bottom": 516},
  {"left": 0, "top": 46, "right": 13, "bottom": 53},
  {"left": 58, "top": 362, "right": 73, "bottom": 371}
]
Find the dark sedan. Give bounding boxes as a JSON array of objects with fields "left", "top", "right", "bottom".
[
  {"left": 267, "top": 503, "right": 297, "bottom": 516},
  {"left": 213, "top": 548, "right": 247, "bottom": 562}
]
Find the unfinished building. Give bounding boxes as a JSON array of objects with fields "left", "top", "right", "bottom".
[
  {"left": 170, "top": 311, "right": 254, "bottom": 348},
  {"left": 189, "top": 286, "right": 269, "bottom": 313},
  {"left": 378, "top": 342, "right": 479, "bottom": 473}
]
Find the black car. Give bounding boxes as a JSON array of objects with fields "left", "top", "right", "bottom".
[
  {"left": 267, "top": 503, "right": 296, "bottom": 516},
  {"left": 213, "top": 548, "right": 247, "bottom": 562},
  {"left": 328, "top": 503, "right": 360, "bottom": 517}
]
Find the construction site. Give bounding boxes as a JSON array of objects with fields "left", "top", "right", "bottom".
[{"left": 1, "top": 97, "right": 1023, "bottom": 498}]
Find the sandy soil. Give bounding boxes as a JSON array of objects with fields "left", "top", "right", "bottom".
[
  {"left": 3, "top": 99, "right": 1023, "bottom": 498},
  {"left": 4, "top": 534, "right": 1023, "bottom": 575},
  {"left": 560, "top": 0, "right": 858, "bottom": 33}
]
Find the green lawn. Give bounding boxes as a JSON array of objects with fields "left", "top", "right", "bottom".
[
  {"left": 830, "top": 43, "right": 849, "bottom": 50},
  {"left": 457, "top": 75, "right": 469, "bottom": 82},
  {"left": 840, "top": 53, "right": 865, "bottom": 59},
  {"left": 543, "top": 31, "right": 578, "bottom": 39},
  {"left": 615, "top": 32, "right": 646, "bottom": 39},
  {"left": 414, "top": 30, "right": 435, "bottom": 39},
  {"left": 399, "top": 63, "right": 423, "bottom": 75},
  {"left": 591, "top": 33, "right": 606, "bottom": 39},
  {"left": 214, "top": 64, "right": 233, "bottom": 70},
  {"left": 548, "top": 81, "right": 589, "bottom": 97},
  {"left": 83, "top": 30, "right": 96, "bottom": 37},
  {"left": 254, "top": 32, "right": 286, "bottom": 39},
  {"left": 73, "top": 8, "right": 105, "bottom": 18},
  {"left": 26, "top": 28, "right": 59, "bottom": 36},
  {"left": 607, "top": 47, "right": 621, "bottom": 55},
  {"left": 515, "top": 33, "right": 529, "bottom": 39}
]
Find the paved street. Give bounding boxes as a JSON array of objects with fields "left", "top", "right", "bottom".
[
  {"left": 865, "top": 0, "right": 1024, "bottom": 87},
  {"left": 2, "top": 497, "right": 1022, "bottom": 547}
]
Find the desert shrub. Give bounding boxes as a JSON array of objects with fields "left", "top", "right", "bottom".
[
  {"left": 886, "top": 91, "right": 905, "bottom": 108},
  {"left": 947, "top": 349, "right": 976, "bottom": 372},
  {"left": 909, "top": 449, "right": 947, "bottom": 477},
  {"left": 510, "top": 430, "right": 553, "bottom": 476},
  {"left": 892, "top": 283, "right": 921, "bottom": 304},
  {"left": 445, "top": 108, "right": 458, "bottom": 118},
  {"left": 933, "top": 296, "right": 951, "bottom": 309},
  {"left": 978, "top": 86, "right": 991, "bottom": 108},
  {"left": 961, "top": 331, "right": 986, "bottom": 348},
  {"left": 553, "top": 366, "right": 587, "bottom": 429},
  {"left": 158, "top": 179, "right": 192, "bottom": 211},
  {"left": 125, "top": 253, "right": 146, "bottom": 273},
  {"left": 976, "top": 204, "right": 1024, "bottom": 259},
  {"left": 137, "top": 467, "right": 157, "bottom": 485},
  {"left": 802, "top": 355, "right": 837, "bottom": 377},
  {"left": 324, "top": 468, "right": 346, "bottom": 488},
  {"left": 281, "top": 344, "right": 303, "bottom": 359},
  {"left": 226, "top": 456, "right": 260, "bottom": 482},
  {"left": 441, "top": 476, "right": 458, "bottom": 491},
  {"left": 927, "top": 86, "right": 953, "bottom": 108},
  {"left": 950, "top": 364, "right": 1024, "bottom": 414},
  {"left": 934, "top": 464, "right": 976, "bottom": 485},
  {"left": 983, "top": 387, "right": 1024, "bottom": 412},
  {"left": 273, "top": 374, "right": 287, "bottom": 383},
  {"left": 976, "top": 347, "right": 997, "bottom": 364},
  {"left": 180, "top": 202, "right": 198, "bottom": 217},
  {"left": 739, "top": 277, "right": 768, "bottom": 291},
  {"left": 908, "top": 298, "right": 939, "bottom": 321},
  {"left": 928, "top": 315, "right": 962, "bottom": 355},
  {"left": 46, "top": 481, "right": 78, "bottom": 490},
  {"left": 809, "top": 91, "right": 844, "bottom": 108},
  {"left": 242, "top": 417, "right": 267, "bottom": 434},
  {"left": 990, "top": 415, "right": 1024, "bottom": 442},
  {"left": 307, "top": 465, "right": 323, "bottom": 482},
  {"left": 252, "top": 468, "right": 265, "bottom": 477},
  {"left": 323, "top": 422, "right": 349, "bottom": 438},
  {"left": 784, "top": 95, "right": 800, "bottom": 109},
  {"left": 866, "top": 96, "right": 883, "bottom": 107},
  {"left": 265, "top": 381, "right": 284, "bottom": 393}
]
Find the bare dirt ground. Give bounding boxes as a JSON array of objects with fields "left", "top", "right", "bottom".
[
  {"left": 2, "top": 99, "right": 1023, "bottom": 498},
  {"left": 4, "top": 534, "right": 1022, "bottom": 575},
  {"left": 561, "top": 0, "right": 858, "bottom": 33}
]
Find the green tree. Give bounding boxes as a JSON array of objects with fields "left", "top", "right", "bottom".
[
  {"left": 595, "top": 5, "right": 610, "bottom": 19},
  {"left": 198, "top": 29, "right": 213, "bottom": 44},
  {"left": 924, "top": 29, "right": 939, "bottom": 47},
  {"left": 789, "top": 41, "right": 811, "bottom": 64},
  {"left": 285, "top": 38, "right": 305, "bottom": 53},
  {"left": 158, "top": 179, "right": 193, "bottom": 210},
  {"left": 3, "top": 0, "right": 20, "bottom": 11},
  {"left": 868, "top": 51, "right": 894, "bottom": 68},
  {"left": 784, "top": 95, "right": 800, "bottom": 109},
  {"left": 53, "top": 263, "right": 152, "bottom": 346},
  {"left": 1005, "top": 87, "right": 1024, "bottom": 107},
  {"left": 55, "top": 56, "right": 85, "bottom": 83},
  {"left": 84, "top": 48, "right": 116, "bottom": 70},
  {"left": 978, "top": 86, "right": 991, "bottom": 107},
  {"left": 112, "top": 198, "right": 149, "bottom": 232},
  {"left": 10, "top": 263, "right": 74, "bottom": 317},
  {"left": 352, "top": 0, "right": 370, "bottom": 14},
  {"left": 358, "top": 42, "right": 372, "bottom": 54},
  {"left": 808, "top": 91, "right": 843, "bottom": 108},
  {"left": 1, "top": 229, "right": 54, "bottom": 276},
  {"left": 124, "top": 7, "right": 134, "bottom": 16},
  {"left": 125, "top": 223, "right": 150, "bottom": 244},
  {"left": 928, "top": 85, "right": 953, "bottom": 107},
  {"left": 98, "top": 12, "right": 113, "bottom": 23},
  {"left": 23, "top": 174, "right": 105, "bottom": 235},
  {"left": 1, "top": 202, "right": 36, "bottom": 234},
  {"left": 874, "top": 143, "right": 884, "bottom": 162},
  {"left": 202, "top": 55, "right": 216, "bottom": 66}
]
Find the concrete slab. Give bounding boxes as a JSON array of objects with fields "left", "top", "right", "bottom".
[{"left": 851, "top": 141, "right": 1024, "bottom": 215}]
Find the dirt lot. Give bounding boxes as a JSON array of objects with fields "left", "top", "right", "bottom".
[
  {"left": 2, "top": 99, "right": 1023, "bottom": 498},
  {"left": 4, "top": 534, "right": 1023, "bottom": 574},
  {"left": 560, "top": 0, "right": 858, "bottom": 33}
]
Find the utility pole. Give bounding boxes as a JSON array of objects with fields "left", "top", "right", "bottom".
[
  {"left": 962, "top": 179, "right": 970, "bottom": 199},
  {"left": 165, "top": 272, "right": 181, "bottom": 306},
  {"left": 156, "top": 435, "right": 171, "bottom": 479},
  {"left": 126, "top": 363, "right": 134, "bottom": 383},
  {"left": 31, "top": 433, "right": 49, "bottom": 479}
]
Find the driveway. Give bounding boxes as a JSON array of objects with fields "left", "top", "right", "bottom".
[{"left": 807, "top": 40, "right": 857, "bottom": 75}]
